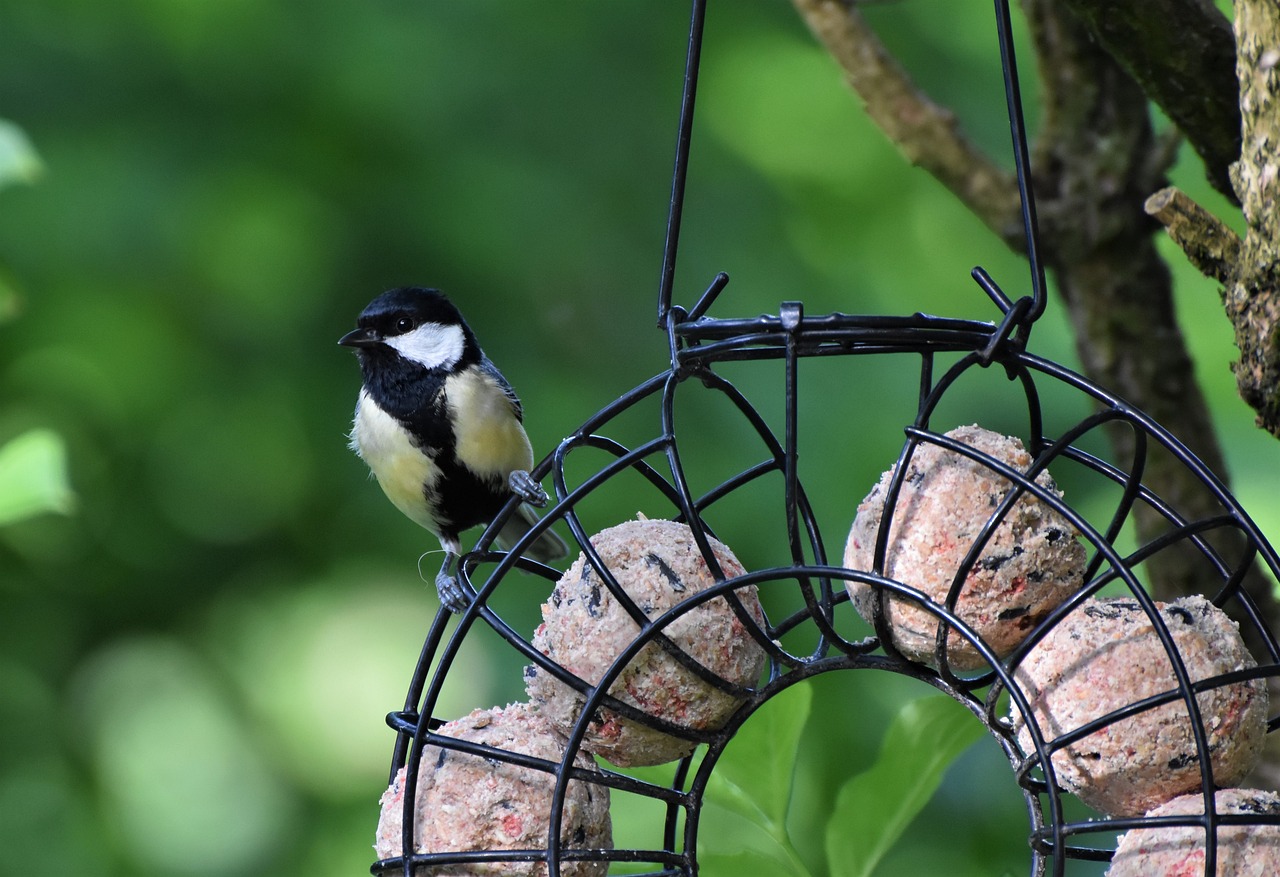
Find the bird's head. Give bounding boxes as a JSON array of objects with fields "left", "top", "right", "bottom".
[{"left": 339, "top": 287, "right": 478, "bottom": 372}]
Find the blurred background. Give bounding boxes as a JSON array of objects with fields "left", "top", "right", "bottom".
[{"left": 0, "top": 1, "right": 1272, "bottom": 875}]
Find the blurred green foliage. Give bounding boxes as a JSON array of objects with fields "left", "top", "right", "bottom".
[
  {"left": 0, "top": 2, "right": 1273, "bottom": 876},
  {"left": 0, "top": 429, "right": 74, "bottom": 525}
]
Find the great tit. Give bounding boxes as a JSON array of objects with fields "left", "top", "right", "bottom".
[{"left": 339, "top": 286, "right": 567, "bottom": 611}]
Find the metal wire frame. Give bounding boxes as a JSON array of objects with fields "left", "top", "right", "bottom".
[
  {"left": 372, "top": 287, "right": 1280, "bottom": 875},
  {"left": 373, "top": 1, "right": 1280, "bottom": 874}
]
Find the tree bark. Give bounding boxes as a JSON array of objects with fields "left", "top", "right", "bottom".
[
  {"left": 1017, "top": 2, "right": 1240, "bottom": 605},
  {"left": 793, "top": 0, "right": 1259, "bottom": 601},
  {"left": 1144, "top": 186, "right": 1241, "bottom": 284},
  {"left": 1225, "top": 0, "right": 1280, "bottom": 438},
  {"left": 1059, "top": 0, "right": 1240, "bottom": 203},
  {"left": 1018, "top": 0, "right": 1280, "bottom": 444}
]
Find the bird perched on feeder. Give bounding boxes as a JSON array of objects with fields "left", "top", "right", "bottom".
[{"left": 339, "top": 286, "right": 567, "bottom": 611}]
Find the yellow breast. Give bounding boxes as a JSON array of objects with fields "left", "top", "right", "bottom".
[
  {"left": 446, "top": 368, "right": 534, "bottom": 480},
  {"left": 349, "top": 389, "right": 440, "bottom": 532}
]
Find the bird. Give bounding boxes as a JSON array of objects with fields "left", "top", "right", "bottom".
[{"left": 339, "top": 286, "right": 567, "bottom": 611}]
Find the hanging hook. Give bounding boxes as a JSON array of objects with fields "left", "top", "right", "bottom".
[
  {"left": 977, "top": 294, "right": 1033, "bottom": 369},
  {"left": 992, "top": 0, "right": 1047, "bottom": 328}
]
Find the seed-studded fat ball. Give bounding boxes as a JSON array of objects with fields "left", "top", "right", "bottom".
[
  {"left": 1012, "top": 596, "right": 1267, "bottom": 817},
  {"left": 374, "top": 703, "right": 611, "bottom": 876},
  {"left": 525, "top": 518, "right": 767, "bottom": 767},
  {"left": 844, "top": 425, "right": 1086, "bottom": 669},
  {"left": 1108, "top": 788, "right": 1280, "bottom": 876}
]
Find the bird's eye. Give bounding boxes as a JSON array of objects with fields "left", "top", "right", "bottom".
[{"left": 395, "top": 317, "right": 415, "bottom": 333}]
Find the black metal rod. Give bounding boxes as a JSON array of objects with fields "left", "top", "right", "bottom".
[
  {"left": 656, "top": 0, "right": 708, "bottom": 326},
  {"left": 992, "top": 0, "right": 1047, "bottom": 327}
]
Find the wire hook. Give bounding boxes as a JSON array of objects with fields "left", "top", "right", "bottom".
[{"left": 993, "top": 0, "right": 1047, "bottom": 327}]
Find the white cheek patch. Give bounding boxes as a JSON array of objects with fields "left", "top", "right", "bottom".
[{"left": 385, "top": 322, "right": 465, "bottom": 370}]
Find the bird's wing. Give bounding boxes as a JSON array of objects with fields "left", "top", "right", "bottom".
[{"left": 478, "top": 355, "right": 524, "bottom": 422}]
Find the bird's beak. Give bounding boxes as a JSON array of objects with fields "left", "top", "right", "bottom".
[{"left": 338, "top": 326, "right": 381, "bottom": 349}]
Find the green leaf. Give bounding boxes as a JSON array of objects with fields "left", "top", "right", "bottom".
[
  {"left": 825, "top": 695, "right": 984, "bottom": 877},
  {"left": 701, "top": 684, "right": 815, "bottom": 877},
  {"left": 0, "top": 120, "right": 43, "bottom": 191},
  {"left": 0, "top": 429, "right": 75, "bottom": 526},
  {"left": 700, "top": 834, "right": 809, "bottom": 877},
  {"left": 700, "top": 795, "right": 816, "bottom": 877},
  {"left": 706, "top": 683, "right": 811, "bottom": 828}
]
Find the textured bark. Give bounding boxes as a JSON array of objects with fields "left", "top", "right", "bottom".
[
  {"left": 1226, "top": 0, "right": 1280, "bottom": 439},
  {"left": 1144, "top": 186, "right": 1242, "bottom": 284},
  {"left": 1019, "top": 3, "right": 1233, "bottom": 590},
  {"left": 1060, "top": 0, "right": 1240, "bottom": 202},
  {"left": 794, "top": 0, "right": 1254, "bottom": 603}
]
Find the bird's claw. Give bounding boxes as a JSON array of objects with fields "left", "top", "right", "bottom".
[
  {"left": 435, "top": 554, "right": 475, "bottom": 614},
  {"left": 435, "top": 571, "right": 474, "bottom": 614},
  {"left": 509, "top": 470, "right": 549, "bottom": 508}
]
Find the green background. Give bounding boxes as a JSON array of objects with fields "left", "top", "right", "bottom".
[{"left": 0, "top": 1, "right": 1271, "bottom": 875}]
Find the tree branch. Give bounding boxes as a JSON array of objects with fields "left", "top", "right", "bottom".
[
  {"left": 792, "top": 0, "right": 1279, "bottom": 623},
  {"left": 1225, "top": 0, "right": 1280, "bottom": 438},
  {"left": 1059, "top": 0, "right": 1240, "bottom": 204},
  {"left": 1019, "top": 0, "right": 1255, "bottom": 606},
  {"left": 1144, "top": 186, "right": 1242, "bottom": 283},
  {"left": 1136, "top": 2, "right": 1280, "bottom": 440},
  {"left": 790, "top": 0, "right": 1022, "bottom": 243}
]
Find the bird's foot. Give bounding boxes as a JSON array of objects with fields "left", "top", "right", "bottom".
[
  {"left": 509, "top": 470, "right": 549, "bottom": 508},
  {"left": 435, "top": 553, "right": 475, "bottom": 614}
]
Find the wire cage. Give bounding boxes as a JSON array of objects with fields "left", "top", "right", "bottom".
[{"left": 371, "top": 2, "right": 1280, "bottom": 875}]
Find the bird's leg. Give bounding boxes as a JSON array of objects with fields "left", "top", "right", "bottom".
[
  {"left": 508, "top": 470, "right": 549, "bottom": 508},
  {"left": 434, "top": 551, "right": 475, "bottom": 614}
]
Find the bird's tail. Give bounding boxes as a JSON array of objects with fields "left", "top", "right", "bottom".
[{"left": 495, "top": 503, "right": 570, "bottom": 565}]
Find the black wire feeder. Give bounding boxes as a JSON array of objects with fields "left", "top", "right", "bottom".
[{"left": 372, "top": 2, "right": 1280, "bottom": 875}]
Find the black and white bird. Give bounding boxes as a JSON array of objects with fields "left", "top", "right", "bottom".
[{"left": 339, "top": 287, "right": 567, "bottom": 611}]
